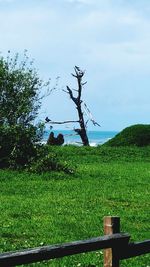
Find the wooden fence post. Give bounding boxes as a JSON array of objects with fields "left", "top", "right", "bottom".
[{"left": 103, "top": 216, "right": 120, "bottom": 267}]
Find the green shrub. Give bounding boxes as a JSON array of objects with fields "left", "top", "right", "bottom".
[
  {"left": 29, "top": 153, "right": 75, "bottom": 174},
  {"left": 0, "top": 51, "right": 48, "bottom": 170},
  {"left": 0, "top": 124, "right": 43, "bottom": 169},
  {"left": 104, "top": 124, "right": 150, "bottom": 147},
  {"left": 0, "top": 125, "right": 75, "bottom": 173},
  {"left": 0, "top": 51, "right": 49, "bottom": 127}
]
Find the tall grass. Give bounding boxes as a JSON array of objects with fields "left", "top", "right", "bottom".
[{"left": 0, "top": 146, "right": 150, "bottom": 266}]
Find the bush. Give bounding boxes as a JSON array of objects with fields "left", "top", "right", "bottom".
[
  {"left": 47, "top": 132, "right": 64, "bottom": 146},
  {"left": 29, "top": 152, "right": 75, "bottom": 174},
  {"left": 104, "top": 124, "right": 150, "bottom": 147},
  {"left": 0, "top": 51, "right": 49, "bottom": 127},
  {"left": 0, "top": 51, "right": 75, "bottom": 173},
  {"left": 0, "top": 51, "right": 49, "bottom": 170},
  {"left": 0, "top": 124, "right": 43, "bottom": 169},
  {"left": 0, "top": 125, "right": 75, "bottom": 173}
]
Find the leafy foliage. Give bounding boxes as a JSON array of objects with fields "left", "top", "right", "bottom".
[
  {"left": 0, "top": 124, "right": 43, "bottom": 169},
  {"left": 104, "top": 124, "right": 150, "bottom": 147},
  {"left": 29, "top": 152, "right": 74, "bottom": 174},
  {"left": 0, "top": 51, "right": 75, "bottom": 173},
  {"left": 0, "top": 51, "right": 50, "bottom": 169},
  {"left": 0, "top": 50, "right": 49, "bottom": 127}
]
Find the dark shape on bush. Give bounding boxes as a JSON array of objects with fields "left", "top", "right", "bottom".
[
  {"left": 47, "top": 132, "right": 64, "bottom": 146},
  {"left": 47, "top": 132, "right": 55, "bottom": 145},
  {"left": 45, "top": 117, "right": 51, "bottom": 123},
  {"left": 104, "top": 124, "right": 150, "bottom": 147},
  {"left": 56, "top": 134, "right": 64, "bottom": 146}
]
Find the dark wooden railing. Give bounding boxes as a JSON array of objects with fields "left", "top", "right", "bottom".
[{"left": 0, "top": 216, "right": 149, "bottom": 267}]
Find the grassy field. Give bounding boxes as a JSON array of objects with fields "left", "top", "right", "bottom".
[{"left": 0, "top": 146, "right": 150, "bottom": 266}]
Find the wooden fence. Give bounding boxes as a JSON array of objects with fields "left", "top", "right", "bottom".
[{"left": 0, "top": 216, "right": 149, "bottom": 266}]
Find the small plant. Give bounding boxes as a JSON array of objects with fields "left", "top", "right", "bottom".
[{"left": 29, "top": 153, "right": 75, "bottom": 174}]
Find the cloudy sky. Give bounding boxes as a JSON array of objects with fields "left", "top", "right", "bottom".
[{"left": 0, "top": 0, "right": 150, "bottom": 131}]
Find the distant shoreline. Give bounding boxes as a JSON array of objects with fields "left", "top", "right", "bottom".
[{"left": 42, "top": 130, "right": 118, "bottom": 146}]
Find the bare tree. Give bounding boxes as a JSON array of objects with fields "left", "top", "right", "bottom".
[{"left": 46, "top": 66, "right": 100, "bottom": 146}]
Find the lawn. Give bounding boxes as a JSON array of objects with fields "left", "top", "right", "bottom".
[{"left": 0, "top": 146, "right": 150, "bottom": 266}]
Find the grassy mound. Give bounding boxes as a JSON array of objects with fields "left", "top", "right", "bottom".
[{"left": 104, "top": 124, "right": 150, "bottom": 147}]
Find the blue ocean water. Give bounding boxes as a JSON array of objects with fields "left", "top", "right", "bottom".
[{"left": 43, "top": 129, "right": 118, "bottom": 146}]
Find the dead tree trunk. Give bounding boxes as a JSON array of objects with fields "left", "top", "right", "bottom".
[
  {"left": 66, "top": 67, "right": 89, "bottom": 146},
  {"left": 75, "top": 106, "right": 89, "bottom": 146},
  {"left": 46, "top": 66, "right": 100, "bottom": 146}
]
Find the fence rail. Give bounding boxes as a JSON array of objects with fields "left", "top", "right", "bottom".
[
  {"left": 119, "top": 240, "right": 150, "bottom": 260},
  {"left": 0, "top": 216, "right": 149, "bottom": 267}
]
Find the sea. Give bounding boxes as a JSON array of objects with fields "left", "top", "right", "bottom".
[{"left": 43, "top": 130, "right": 118, "bottom": 146}]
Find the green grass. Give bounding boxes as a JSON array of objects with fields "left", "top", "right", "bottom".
[{"left": 0, "top": 146, "right": 150, "bottom": 266}]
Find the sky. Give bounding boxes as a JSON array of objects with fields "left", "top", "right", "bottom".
[{"left": 0, "top": 0, "right": 150, "bottom": 131}]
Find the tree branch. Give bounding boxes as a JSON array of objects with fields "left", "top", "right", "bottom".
[
  {"left": 66, "top": 86, "right": 78, "bottom": 104},
  {"left": 83, "top": 103, "right": 101, "bottom": 127},
  {"left": 45, "top": 117, "right": 79, "bottom": 125}
]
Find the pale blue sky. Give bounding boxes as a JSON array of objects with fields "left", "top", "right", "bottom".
[{"left": 0, "top": 0, "right": 150, "bottom": 130}]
